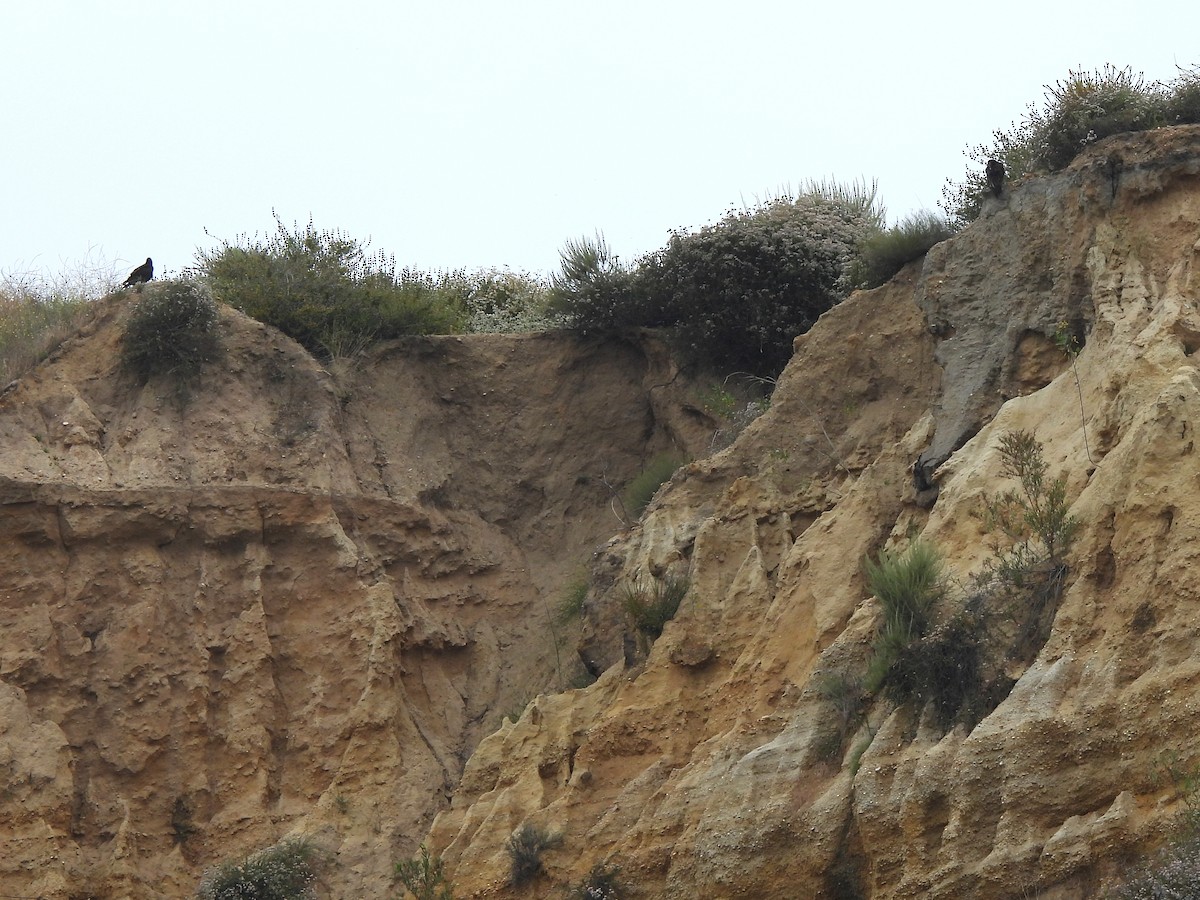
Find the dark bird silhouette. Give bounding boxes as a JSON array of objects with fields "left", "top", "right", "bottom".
[
  {"left": 985, "top": 159, "right": 1006, "bottom": 198},
  {"left": 123, "top": 257, "right": 154, "bottom": 287}
]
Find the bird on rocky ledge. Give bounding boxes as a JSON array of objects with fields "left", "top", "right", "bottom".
[
  {"left": 985, "top": 159, "right": 1006, "bottom": 198},
  {"left": 123, "top": 257, "right": 154, "bottom": 287}
]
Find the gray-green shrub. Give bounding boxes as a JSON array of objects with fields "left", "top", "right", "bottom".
[
  {"left": 121, "top": 280, "right": 222, "bottom": 383},
  {"left": 550, "top": 184, "right": 881, "bottom": 379},
  {"left": 622, "top": 454, "right": 685, "bottom": 520},
  {"left": 505, "top": 823, "right": 561, "bottom": 886},
  {"left": 622, "top": 574, "right": 689, "bottom": 641},
  {"left": 196, "top": 837, "right": 318, "bottom": 900}
]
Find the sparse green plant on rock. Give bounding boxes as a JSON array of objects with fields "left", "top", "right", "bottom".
[
  {"left": 505, "top": 823, "right": 562, "bottom": 886},
  {"left": 196, "top": 837, "right": 319, "bottom": 900},
  {"left": 394, "top": 844, "right": 454, "bottom": 900},
  {"left": 121, "top": 279, "right": 222, "bottom": 385},
  {"left": 977, "top": 430, "right": 1078, "bottom": 571}
]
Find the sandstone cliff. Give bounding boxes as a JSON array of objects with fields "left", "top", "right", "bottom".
[
  {"left": 3, "top": 124, "right": 1200, "bottom": 899},
  {"left": 430, "top": 125, "right": 1200, "bottom": 898},
  {"left": 0, "top": 310, "right": 718, "bottom": 898}
]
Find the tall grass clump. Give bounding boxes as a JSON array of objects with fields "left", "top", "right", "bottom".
[
  {"left": 121, "top": 280, "right": 222, "bottom": 384},
  {"left": 196, "top": 837, "right": 319, "bottom": 900},
  {"left": 849, "top": 210, "right": 957, "bottom": 289},
  {"left": 193, "top": 212, "right": 466, "bottom": 357},
  {"left": 622, "top": 573, "right": 689, "bottom": 641},
  {"left": 942, "top": 64, "right": 1200, "bottom": 225},
  {"left": 622, "top": 454, "right": 685, "bottom": 520},
  {"left": 0, "top": 257, "right": 120, "bottom": 383}
]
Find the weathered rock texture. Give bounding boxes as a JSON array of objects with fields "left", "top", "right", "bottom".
[
  {"left": 430, "top": 125, "right": 1200, "bottom": 898},
  {"left": 4, "top": 124, "right": 1200, "bottom": 899},
  {"left": 0, "top": 310, "right": 717, "bottom": 898}
]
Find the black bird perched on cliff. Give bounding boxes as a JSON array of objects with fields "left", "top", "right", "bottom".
[
  {"left": 123, "top": 257, "right": 154, "bottom": 287},
  {"left": 985, "top": 159, "right": 1006, "bottom": 198}
]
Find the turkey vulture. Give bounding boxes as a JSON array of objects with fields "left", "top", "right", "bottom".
[
  {"left": 985, "top": 159, "right": 1005, "bottom": 198},
  {"left": 123, "top": 257, "right": 154, "bottom": 287}
]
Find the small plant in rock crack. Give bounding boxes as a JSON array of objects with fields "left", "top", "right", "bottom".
[
  {"left": 505, "top": 823, "right": 562, "bottom": 886},
  {"left": 622, "top": 573, "right": 690, "bottom": 642},
  {"left": 394, "top": 844, "right": 454, "bottom": 900},
  {"left": 976, "top": 430, "right": 1079, "bottom": 576},
  {"left": 812, "top": 670, "right": 867, "bottom": 761}
]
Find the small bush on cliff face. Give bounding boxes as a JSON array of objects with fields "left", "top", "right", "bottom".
[
  {"left": 197, "top": 837, "right": 319, "bottom": 900},
  {"left": 121, "top": 280, "right": 222, "bottom": 384},
  {"left": 394, "top": 845, "right": 454, "bottom": 900},
  {"left": 194, "top": 213, "right": 465, "bottom": 357},
  {"left": 505, "top": 823, "right": 561, "bottom": 886}
]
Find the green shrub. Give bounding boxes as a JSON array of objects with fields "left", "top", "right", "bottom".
[
  {"left": 622, "top": 454, "right": 685, "bottom": 520},
  {"left": 622, "top": 574, "right": 689, "bottom": 640},
  {"left": 550, "top": 183, "right": 879, "bottom": 378},
  {"left": 1165, "top": 64, "right": 1200, "bottom": 125},
  {"left": 197, "top": 837, "right": 319, "bottom": 900},
  {"left": 546, "top": 233, "right": 643, "bottom": 336},
  {"left": 505, "top": 823, "right": 561, "bottom": 886},
  {"left": 565, "top": 862, "right": 625, "bottom": 899},
  {"left": 978, "top": 430, "right": 1079, "bottom": 569},
  {"left": 121, "top": 280, "right": 222, "bottom": 383},
  {"left": 849, "top": 211, "right": 957, "bottom": 289},
  {"left": 637, "top": 191, "right": 877, "bottom": 376},
  {"left": 1034, "top": 65, "right": 1164, "bottom": 171},
  {"left": 394, "top": 845, "right": 454, "bottom": 900},
  {"left": 193, "top": 213, "right": 466, "bottom": 357}
]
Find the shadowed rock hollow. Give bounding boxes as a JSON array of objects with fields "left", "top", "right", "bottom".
[{"left": 3, "top": 125, "right": 1200, "bottom": 898}]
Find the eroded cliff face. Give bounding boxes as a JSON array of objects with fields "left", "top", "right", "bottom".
[
  {"left": 5, "top": 125, "right": 1200, "bottom": 900},
  {"left": 429, "top": 125, "right": 1200, "bottom": 898},
  {"left": 0, "top": 310, "right": 718, "bottom": 898}
]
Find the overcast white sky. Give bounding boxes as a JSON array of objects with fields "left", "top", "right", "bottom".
[{"left": 1, "top": 1, "right": 1192, "bottom": 285}]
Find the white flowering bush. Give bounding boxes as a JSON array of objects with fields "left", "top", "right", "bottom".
[
  {"left": 462, "top": 269, "right": 559, "bottom": 333},
  {"left": 196, "top": 837, "right": 318, "bottom": 900},
  {"left": 121, "top": 279, "right": 221, "bottom": 382},
  {"left": 1108, "top": 835, "right": 1200, "bottom": 899}
]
